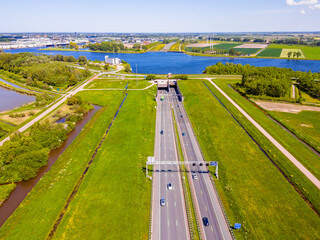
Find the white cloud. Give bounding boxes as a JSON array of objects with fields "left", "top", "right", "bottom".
[
  {"left": 309, "top": 3, "right": 320, "bottom": 8},
  {"left": 286, "top": 0, "right": 318, "bottom": 5},
  {"left": 300, "top": 8, "right": 307, "bottom": 13}
]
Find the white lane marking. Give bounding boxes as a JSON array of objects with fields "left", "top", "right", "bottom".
[
  {"left": 174, "top": 202, "right": 176, "bottom": 207},
  {"left": 201, "top": 190, "right": 203, "bottom": 195},
  {"left": 176, "top": 220, "right": 178, "bottom": 226},
  {"left": 168, "top": 220, "right": 170, "bottom": 226},
  {"left": 211, "top": 226, "right": 214, "bottom": 232},
  {"left": 205, "top": 206, "right": 208, "bottom": 212}
]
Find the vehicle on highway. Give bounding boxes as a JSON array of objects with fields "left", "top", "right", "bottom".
[
  {"left": 161, "top": 96, "right": 164, "bottom": 101},
  {"left": 180, "top": 114, "right": 183, "bottom": 117},
  {"left": 160, "top": 130, "right": 163, "bottom": 134},
  {"left": 160, "top": 197, "right": 166, "bottom": 206},
  {"left": 182, "top": 132, "right": 185, "bottom": 136},
  {"left": 167, "top": 182, "right": 173, "bottom": 190},
  {"left": 192, "top": 174, "right": 198, "bottom": 180},
  {"left": 202, "top": 217, "right": 209, "bottom": 226}
]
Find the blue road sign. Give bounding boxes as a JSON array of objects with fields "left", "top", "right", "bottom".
[
  {"left": 234, "top": 223, "right": 241, "bottom": 229},
  {"left": 210, "top": 161, "right": 217, "bottom": 166}
]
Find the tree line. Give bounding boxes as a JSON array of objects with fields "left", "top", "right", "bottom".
[
  {"left": 203, "top": 62, "right": 320, "bottom": 98},
  {"left": 88, "top": 42, "right": 125, "bottom": 52},
  {"left": 0, "top": 96, "right": 91, "bottom": 184},
  {"left": 0, "top": 53, "right": 91, "bottom": 90}
]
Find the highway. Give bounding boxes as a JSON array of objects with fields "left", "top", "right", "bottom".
[
  {"left": 151, "top": 89, "right": 190, "bottom": 240},
  {"left": 169, "top": 87, "right": 233, "bottom": 240}
]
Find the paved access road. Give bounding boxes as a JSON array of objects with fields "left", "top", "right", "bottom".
[
  {"left": 170, "top": 87, "right": 233, "bottom": 240},
  {"left": 0, "top": 74, "right": 99, "bottom": 146},
  {"left": 161, "top": 42, "right": 176, "bottom": 52},
  {"left": 151, "top": 89, "right": 190, "bottom": 240}
]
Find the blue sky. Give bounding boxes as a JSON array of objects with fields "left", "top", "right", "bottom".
[{"left": 0, "top": 0, "right": 319, "bottom": 32}]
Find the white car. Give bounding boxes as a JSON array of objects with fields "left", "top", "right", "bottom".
[
  {"left": 192, "top": 174, "right": 198, "bottom": 180},
  {"left": 167, "top": 182, "right": 173, "bottom": 190}
]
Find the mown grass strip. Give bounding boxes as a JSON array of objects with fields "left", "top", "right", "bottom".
[
  {"left": 179, "top": 80, "right": 320, "bottom": 240},
  {"left": 51, "top": 88, "right": 156, "bottom": 240}
]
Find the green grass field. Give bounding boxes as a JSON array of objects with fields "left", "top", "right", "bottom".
[
  {"left": 280, "top": 49, "right": 305, "bottom": 58},
  {"left": 257, "top": 48, "right": 282, "bottom": 57},
  {"left": 269, "top": 110, "right": 320, "bottom": 153},
  {"left": 0, "top": 92, "right": 125, "bottom": 239},
  {"left": 233, "top": 48, "right": 260, "bottom": 55},
  {"left": 52, "top": 89, "right": 156, "bottom": 240},
  {"left": 85, "top": 79, "right": 152, "bottom": 90},
  {"left": 179, "top": 80, "right": 320, "bottom": 239},
  {"left": 213, "top": 43, "right": 242, "bottom": 50},
  {"left": 169, "top": 42, "right": 181, "bottom": 51},
  {"left": 205, "top": 79, "right": 320, "bottom": 213},
  {"left": 268, "top": 44, "right": 320, "bottom": 59},
  {"left": 152, "top": 44, "right": 165, "bottom": 51}
]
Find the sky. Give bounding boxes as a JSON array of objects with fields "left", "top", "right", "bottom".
[{"left": 0, "top": 0, "right": 319, "bottom": 32}]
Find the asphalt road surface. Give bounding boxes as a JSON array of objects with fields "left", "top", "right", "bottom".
[
  {"left": 151, "top": 89, "right": 190, "bottom": 240},
  {"left": 170, "top": 87, "right": 233, "bottom": 240}
]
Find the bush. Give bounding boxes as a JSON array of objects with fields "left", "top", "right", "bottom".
[
  {"left": 146, "top": 74, "right": 157, "bottom": 80},
  {"left": 67, "top": 95, "right": 83, "bottom": 106}
]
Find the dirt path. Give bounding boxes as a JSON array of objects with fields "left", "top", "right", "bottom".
[
  {"left": 292, "top": 84, "right": 296, "bottom": 99},
  {"left": 207, "top": 78, "right": 320, "bottom": 190},
  {"left": 254, "top": 100, "right": 320, "bottom": 113}
]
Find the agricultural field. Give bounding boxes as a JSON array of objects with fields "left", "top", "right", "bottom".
[
  {"left": 233, "top": 48, "right": 260, "bottom": 55},
  {"left": 268, "top": 44, "right": 320, "bottom": 59},
  {"left": 52, "top": 88, "right": 156, "bottom": 240},
  {"left": 257, "top": 48, "right": 282, "bottom": 57},
  {"left": 0, "top": 91, "right": 125, "bottom": 240},
  {"left": 179, "top": 80, "right": 320, "bottom": 240},
  {"left": 269, "top": 110, "right": 320, "bottom": 153},
  {"left": 206, "top": 79, "right": 320, "bottom": 212},
  {"left": 280, "top": 49, "right": 305, "bottom": 58},
  {"left": 213, "top": 43, "right": 242, "bottom": 50}
]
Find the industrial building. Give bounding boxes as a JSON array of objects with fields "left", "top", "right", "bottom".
[{"left": 105, "top": 55, "right": 121, "bottom": 65}]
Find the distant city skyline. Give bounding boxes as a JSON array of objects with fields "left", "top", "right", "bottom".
[{"left": 0, "top": 0, "right": 320, "bottom": 32}]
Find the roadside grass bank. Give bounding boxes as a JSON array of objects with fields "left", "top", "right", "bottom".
[
  {"left": 0, "top": 91, "right": 124, "bottom": 239},
  {"left": 206, "top": 79, "right": 320, "bottom": 213},
  {"left": 268, "top": 110, "right": 320, "bottom": 153},
  {"left": 179, "top": 80, "right": 320, "bottom": 240},
  {"left": 85, "top": 79, "right": 152, "bottom": 90},
  {"left": 52, "top": 88, "right": 156, "bottom": 240},
  {"left": 0, "top": 184, "right": 16, "bottom": 206}
]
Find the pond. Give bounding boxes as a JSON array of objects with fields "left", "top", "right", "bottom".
[{"left": 0, "top": 86, "right": 35, "bottom": 112}]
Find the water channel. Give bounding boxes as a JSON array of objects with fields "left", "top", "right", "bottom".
[{"left": 0, "top": 105, "right": 101, "bottom": 227}]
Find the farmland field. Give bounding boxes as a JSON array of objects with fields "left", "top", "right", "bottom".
[
  {"left": 257, "top": 48, "right": 282, "bottom": 57},
  {"left": 52, "top": 89, "right": 156, "bottom": 240},
  {"left": 233, "top": 48, "right": 260, "bottom": 55},
  {"left": 213, "top": 43, "right": 242, "bottom": 50},
  {"left": 269, "top": 110, "right": 320, "bottom": 153},
  {"left": 280, "top": 49, "right": 305, "bottom": 58},
  {"left": 268, "top": 44, "right": 320, "bottom": 59},
  {"left": 179, "top": 80, "right": 320, "bottom": 240}
]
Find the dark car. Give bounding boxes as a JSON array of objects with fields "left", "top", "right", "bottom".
[
  {"left": 182, "top": 132, "right": 185, "bottom": 136},
  {"left": 203, "top": 217, "right": 209, "bottom": 226},
  {"left": 160, "top": 130, "right": 163, "bottom": 134}
]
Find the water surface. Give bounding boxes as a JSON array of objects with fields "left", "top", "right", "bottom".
[{"left": 0, "top": 86, "right": 35, "bottom": 112}]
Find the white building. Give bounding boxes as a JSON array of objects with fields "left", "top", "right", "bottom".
[{"left": 105, "top": 55, "right": 121, "bottom": 65}]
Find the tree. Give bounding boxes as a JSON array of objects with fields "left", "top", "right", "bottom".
[
  {"left": 104, "top": 64, "right": 109, "bottom": 70},
  {"left": 287, "top": 52, "right": 292, "bottom": 58},
  {"left": 78, "top": 56, "right": 87, "bottom": 63},
  {"left": 296, "top": 51, "right": 302, "bottom": 58},
  {"left": 229, "top": 48, "right": 236, "bottom": 56},
  {"left": 124, "top": 64, "right": 131, "bottom": 73},
  {"left": 67, "top": 95, "right": 83, "bottom": 105},
  {"left": 69, "top": 42, "right": 79, "bottom": 50},
  {"left": 68, "top": 74, "right": 77, "bottom": 86}
]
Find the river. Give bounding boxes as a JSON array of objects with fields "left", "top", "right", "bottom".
[
  {"left": 0, "top": 105, "right": 101, "bottom": 227},
  {"left": 4, "top": 47, "right": 320, "bottom": 73}
]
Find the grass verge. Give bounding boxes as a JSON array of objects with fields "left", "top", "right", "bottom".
[
  {"left": 51, "top": 89, "right": 156, "bottom": 240},
  {"left": 179, "top": 80, "right": 320, "bottom": 239}
]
